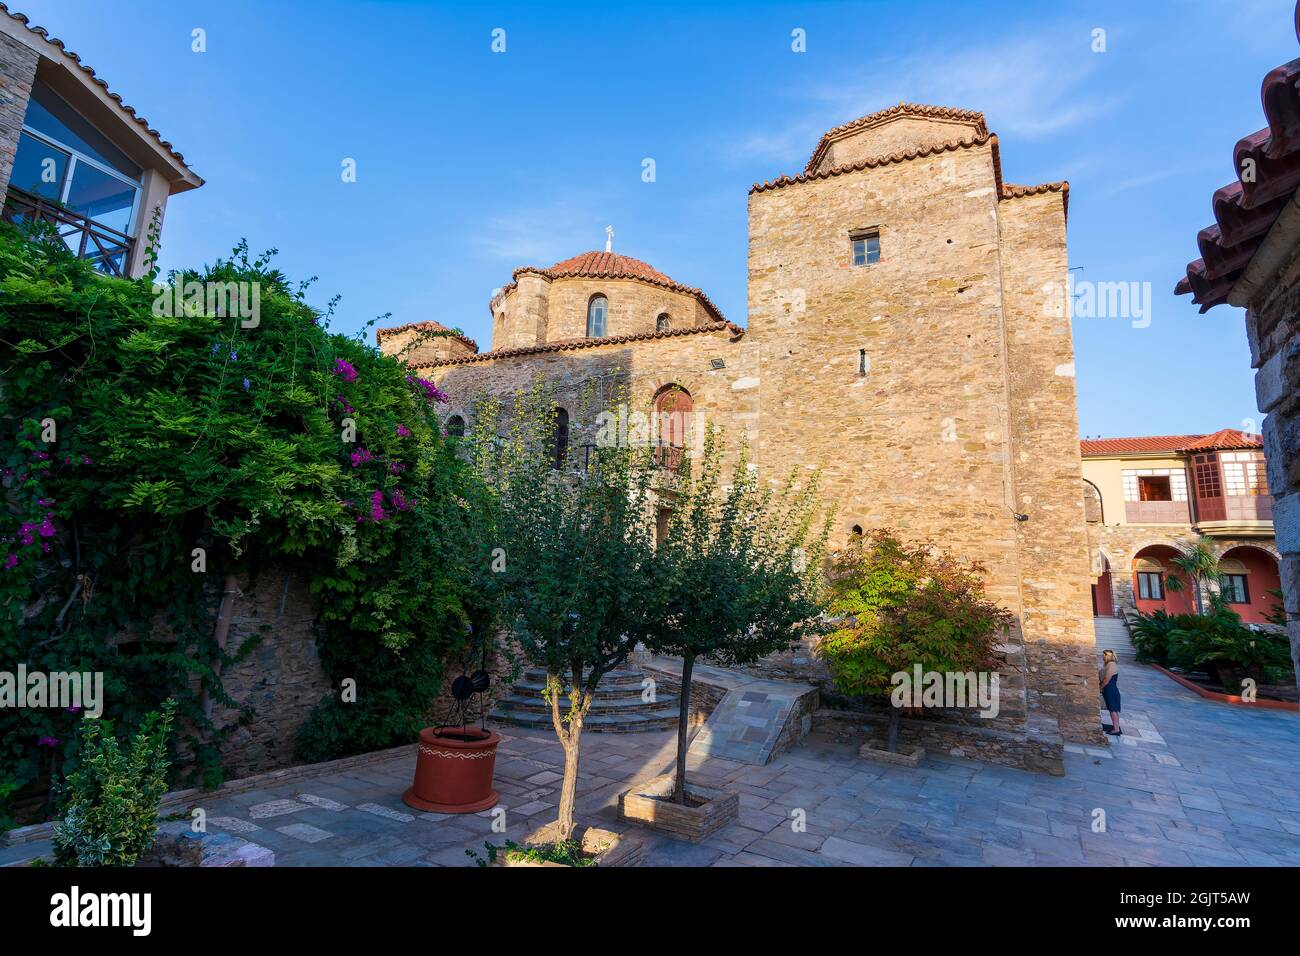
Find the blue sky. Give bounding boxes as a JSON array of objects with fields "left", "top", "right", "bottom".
[{"left": 19, "top": 0, "right": 1298, "bottom": 438}]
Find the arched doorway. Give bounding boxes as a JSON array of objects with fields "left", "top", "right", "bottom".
[
  {"left": 1092, "top": 553, "right": 1114, "bottom": 617},
  {"left": 1218, "top": 545, "right": 1283, "bottom": 624},
  {"left": 1131, "top": 545, "right": 1196, "bottom": 615}
]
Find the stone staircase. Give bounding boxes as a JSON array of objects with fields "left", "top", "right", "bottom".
[{"left": 490, "top": 666, "right": 681, "bottom": 733}]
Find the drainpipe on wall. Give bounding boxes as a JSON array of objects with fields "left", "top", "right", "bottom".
[{"left": 201, "top": 574, "right": 240, "bottom": 719}]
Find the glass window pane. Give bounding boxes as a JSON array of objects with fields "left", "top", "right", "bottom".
[
  {"left": 23, "top": 82, "right": 141, "bottom": 180},
  {"left": 866, "top": 235, "right": 881, "bottom": 263},
  {"left": 65, "top": 162, "right": 137, "bottom": 234},
  {"left": 9, "top": 132, "right": 69, "bottom": 199}
]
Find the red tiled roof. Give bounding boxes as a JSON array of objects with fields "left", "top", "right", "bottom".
[
  {"left": 1179, "top": 428, "right": 1265, "bottom": 452},
  {"left": 412, "top": 321, "right": 745, "bottom": 369},
  {"left": 803, "top": 104, "right": 989, "bottom": 174},
  {"left": 0, "top": 4, "right": 201, "bottom": 181},
  {"left": 374, "top": 319, "right": 478, "bottom": 352},
  {"left": 1080, "top": 430, "right": 1263, "bottom": 456},
  {"left": 493, "top": 250, "right": 727, "bottom": 323},
  {"left": 1176, "top": 4, "right": 1300, "bottom": 310},
  {"left": 751, "top": 110, "right": 1069, "bottom": 220}
]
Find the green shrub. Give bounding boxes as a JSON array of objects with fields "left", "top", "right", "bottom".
[
  {"left": 1165, "top": 607, "right": 1292, "bottom": 692},
  {"left": 52, "top": 700, "right": 175, "bottom": 867},
  {"left": 1130, "top": 610, "right": 1178, "bottom": 665}
]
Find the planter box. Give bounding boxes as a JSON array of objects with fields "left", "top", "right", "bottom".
[
  {"left": 618, "top": 773, "right": 739, "bottom": 842},
  {"left": 493, "top": 823, "right": 643, "bottom": 867},
  {"left": 859, "top": 740, "right": 926, "bottom": 768}
]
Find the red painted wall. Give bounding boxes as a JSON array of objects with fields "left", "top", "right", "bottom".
[{"left": 1221, "top": 547, "right": 1282, "bottom": 624}]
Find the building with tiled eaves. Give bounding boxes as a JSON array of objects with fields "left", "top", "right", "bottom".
[
  {"left": 1174, "top": 1, "right": 1300, "bottom": 686},
  {"left": 1080, "top": 430, "right": 1282, "bottom": 625},
  {"left": 379, "top": 102, "right": 1097, "bottom": 766}
]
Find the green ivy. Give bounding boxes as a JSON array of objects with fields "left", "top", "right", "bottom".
[{"left": 0, "top": 223, "right": 486, "bottom": 827}]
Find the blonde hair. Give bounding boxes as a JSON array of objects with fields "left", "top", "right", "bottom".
[{"left": 1102, "top": 649, "right": 1117, "bottom": 663}]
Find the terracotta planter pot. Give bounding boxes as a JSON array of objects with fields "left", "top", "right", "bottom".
[{"left": 402, "top": 726, "right": 500, "bottom": 814}]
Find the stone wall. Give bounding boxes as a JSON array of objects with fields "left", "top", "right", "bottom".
[
  {"left": 0, "top": 30, "right": 37, "bottom": 196},
  {"left": 206, "top": 568, "right": 333, "bottom": 779},
  {"left": 1245, "top": 246, "right": 1300, "bottom": 682}
]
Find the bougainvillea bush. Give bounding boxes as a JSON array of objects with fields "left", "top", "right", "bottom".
[{"left": 0, "top": 223, "right": 479, "bottom": 826}]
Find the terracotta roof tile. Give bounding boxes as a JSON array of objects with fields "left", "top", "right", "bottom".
[
  {"left": 492, "top": 250, "right": 727, "bottom": 323},
  {"left": 1080, "top": 430, "right": 1263, "bottom": 456},
  {"left": 411, "top": 321, "right": 745, "bottom": 369},
  {"left": 1178, "top": 428, "right": 1264, "bottom": 452},
  {"left": 1176, "top": 5, "right": 1300, "bottom": 310},
  {"left": 0, "top": 3, "right": 200, "bottom": 181},
  {"left": 374, "top": 319, "right": 478, "bottom": 352},
  {"left": 803, "top": 103, "right": 989, "bottom": 174}
]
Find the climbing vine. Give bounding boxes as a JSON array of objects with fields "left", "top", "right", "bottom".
[{"left": 0, "top": 222, "right": 480, "bottom": 827}]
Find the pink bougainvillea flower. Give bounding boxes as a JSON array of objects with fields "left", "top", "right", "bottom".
[
  {"left": 37, "top": 736, "right": 58, "bottom": 748},
  {"left": 3, "top": 553, "right": 17, "bottom": 570},
  {"left": 368, "top": 489, "right": 387, "bottom": 522},
  {"left": 334, "top": 395, "right": 355, "bottom": 415},
  {"left": 395, "top": 424, "right": 411, "bottom": 437},
  {"left": 405, "top": 375, "right": 449, "bottom": 404},
  {"left": 350, "top": 448, "right": 372, "bottom": 468},
  {"left": 388, "top": 461, "right": 405, "bottom": 475},
  {"left": 333, "top": 358, "right": 358, "bottom": 383}
]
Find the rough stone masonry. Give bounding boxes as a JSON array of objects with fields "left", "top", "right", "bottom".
[{"left": 381, "top": 104, "right": 1101, "bottom": 750}]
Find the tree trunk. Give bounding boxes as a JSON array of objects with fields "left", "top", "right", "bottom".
[
  {"left": 672, "top": 652, "right": 695, "bottom": 805},
  {"left": 547, "top": 671, "right": 586, "bottom": 845},
  {"left": 885, "top": 703, "right": 901, "bottom": 753}
]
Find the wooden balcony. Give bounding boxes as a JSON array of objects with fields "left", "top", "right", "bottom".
[
  {"left": 1194, "top": 493, "right": 1274, "bottom": 536},
  {"left": 2, "top": 186, "right": 133, "bottom": 277},
  {"left": 1124, "top": 499, "right": 1191, "bottom": 524}
]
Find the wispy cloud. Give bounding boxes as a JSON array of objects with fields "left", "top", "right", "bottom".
[
  {"left": 730, "top": 27, "right": 1120, "bottom": 169},
  {"left": 472, "top": 197, "right": 610, "bottom": 266}
]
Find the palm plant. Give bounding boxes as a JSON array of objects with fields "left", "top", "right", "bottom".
[{"left": 1163, "top": 536, "right": 1220, "bottom": 614}]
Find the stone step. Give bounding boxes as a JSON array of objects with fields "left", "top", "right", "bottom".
[
  {"left": 494, "top": 693, "right": 678, "bottom": 716},
  {"left": 491, "top": 706, "right": 681, "bottom": 733},
  {"left": 520, "top": 667, "right": 649, "bottom": 689},
  {"left": 509, "top": 679, "right": 654, "bottom": 701}
]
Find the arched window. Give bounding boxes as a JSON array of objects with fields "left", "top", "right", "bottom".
[
  {"left": 551, "top": 407, "right": 569, "bottom": 469},
  {"left": 656, "top": 313, "right": 670, "bottom": 332},
  {"left": 446, "top": 414, "right": 466, "bottom": 437},
  {"left": 586, "top": 295, "right": 608, "bottom": 337},
  {"left": 653, "top": 385, "right": 692, "bottom": 470}
]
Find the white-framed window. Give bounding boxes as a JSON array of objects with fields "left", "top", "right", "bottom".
[
  {"left": 10, "top": 81, "right": 142, "bottom": 237},
  {"left": 1220, "top": 574, "right": 1249, "bottom": 604},
  {"left": 851, "top": 228, "right": 881, "bottom": 266},
  {"left": 1220, "top": 451, "right": 1268, "bottom": 496},
  {"left": 1122, "top": 468, "right": 1187, "bottom": 502}
]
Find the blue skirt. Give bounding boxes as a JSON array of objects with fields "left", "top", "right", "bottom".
[{"left": 1101, "top": 676, "right": 1121, "bottom": 713}]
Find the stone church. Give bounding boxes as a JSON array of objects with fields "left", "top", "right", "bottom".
[{"left": 378, "top": 103, "right": 1098, "bottom": 756}]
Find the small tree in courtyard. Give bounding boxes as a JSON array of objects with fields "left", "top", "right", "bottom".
[
  {"left": 1164, "top": 536, "right": 1221, "bottom": 614},
  {"left": 818, "top": 530, "right": 1011, "bottom": 752},
  {"left": 468, "top": 379, "right": 667, "bottom": 846},
  {"left": 652, "top": 425, "right": 829, "bottom": 804}
]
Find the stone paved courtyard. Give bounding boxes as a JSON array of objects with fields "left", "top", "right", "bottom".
[{"left": 6, "top": 617, "right": 1298, "bottom": 867}]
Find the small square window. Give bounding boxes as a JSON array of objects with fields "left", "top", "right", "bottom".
[{"left": 851, "top": 229, "right": 881, "bottom": 266}]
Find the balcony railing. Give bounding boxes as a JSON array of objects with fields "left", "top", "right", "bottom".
[
  {"left": 3, "top": 186, "right": 133, "bottom": 277},
  {"left": 1124, "top": 499, "right": 1191, "bottom": 524},
  {"left": 578, "top": 441, "right": 685, "bottom": 473},
  {"left": 1195, "top": 494, "right": 1273, "bottom": 523}
]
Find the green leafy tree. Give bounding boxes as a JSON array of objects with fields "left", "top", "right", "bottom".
[
  {"left": 53, "top": 699, "right": 176, "bottom": 866},
  {"left": 818, "top": 530, "right": 1012, "bottom": 752},
  {"left": 468, "top": 379, "right": 666, "bottom": 843},
  {"left": 652, "top": 424, "right": 829, "bottom": 803}
]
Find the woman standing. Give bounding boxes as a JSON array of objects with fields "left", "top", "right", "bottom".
[{"left": 1099, "top": 649, "right": 1122, "bottom": 736}]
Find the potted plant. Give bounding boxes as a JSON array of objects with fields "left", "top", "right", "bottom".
[
  {"left": 621, "top": 425, "right": 829, "bottom": 841},
  {"left": 818, "top": 530, "right": 1011, "bottom": 766}
]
